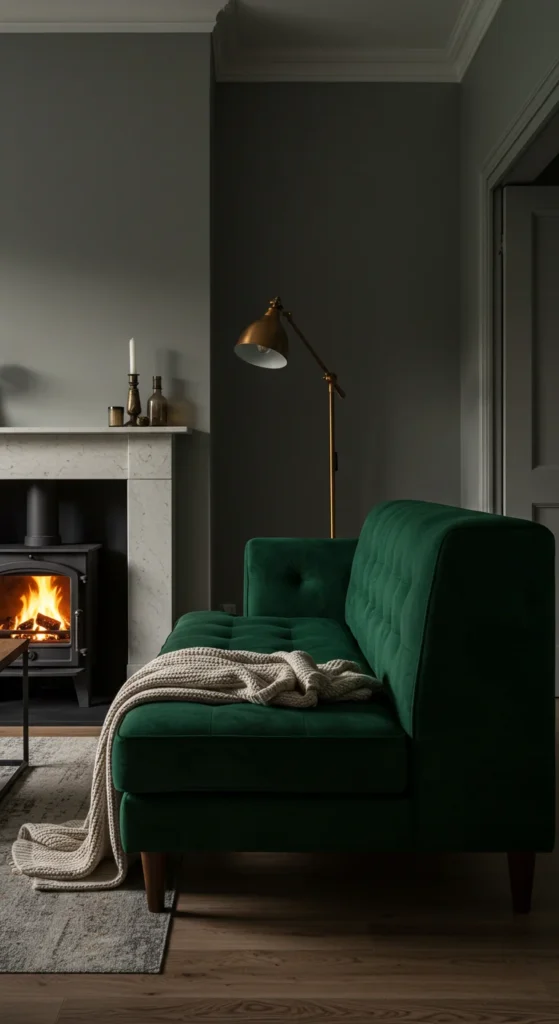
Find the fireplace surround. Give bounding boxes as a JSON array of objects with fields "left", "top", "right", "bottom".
[{"left": 0, "top": 427, "right": 188, "bottom": 708}]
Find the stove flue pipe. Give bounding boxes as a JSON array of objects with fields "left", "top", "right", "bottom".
[{"left": 24, "top": 482, "right": 61, "bottom": 547}]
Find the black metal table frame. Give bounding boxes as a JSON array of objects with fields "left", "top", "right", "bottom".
[{"left": 0, "top": 646, "right": 29, "bottom": 800}]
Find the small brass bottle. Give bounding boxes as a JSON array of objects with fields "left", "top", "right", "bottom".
[{"left": 147, "top": 376, "right": 168, "bottom": 426}]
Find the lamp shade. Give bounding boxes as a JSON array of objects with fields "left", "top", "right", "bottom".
[{"left": 234, "top": 298, "right": 288, "bottom": 369}]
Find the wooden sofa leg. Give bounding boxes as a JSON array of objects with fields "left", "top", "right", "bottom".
[
  {"left": 141, "top": 852, "right": 166, "bottom": 913},
  {"left": 507, "top": 852, "right": 535, "bottom": 913}
]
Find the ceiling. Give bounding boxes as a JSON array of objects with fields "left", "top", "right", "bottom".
[{"left": 0, "top": 0, "right": 503, "bottom": 81}]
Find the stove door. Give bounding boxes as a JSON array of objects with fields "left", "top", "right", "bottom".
[{"left": 0, "top": 558, "right": 81, "bottom": 670}]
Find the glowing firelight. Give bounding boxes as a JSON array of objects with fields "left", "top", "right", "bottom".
[{"left": 14, "top": 575, "right": 70, "bottom": 641}]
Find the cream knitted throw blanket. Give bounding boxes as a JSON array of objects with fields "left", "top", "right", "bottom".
[{"left": 11, "top": 646, "right": 380, "bottom": 891}]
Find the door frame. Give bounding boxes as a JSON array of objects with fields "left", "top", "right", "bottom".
[{"left": 477, "top": 57, "right": 559, "bottom": 513}]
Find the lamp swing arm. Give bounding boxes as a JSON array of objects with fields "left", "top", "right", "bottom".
[{"left": 281, "top": 310, "right": 346, "bottom": 399}]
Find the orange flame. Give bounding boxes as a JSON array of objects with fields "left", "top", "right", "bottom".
[{"left": 14, "top": 575, "right": 70, "bottom": 641}]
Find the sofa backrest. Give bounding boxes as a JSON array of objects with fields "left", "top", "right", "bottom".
[{"left": 345, "top": 499, "right": 555, "bottom": 737}]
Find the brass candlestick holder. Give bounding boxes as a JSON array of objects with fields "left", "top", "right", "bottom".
[{"left": 125, "top": 373, "right": 141, "bottom": 426}]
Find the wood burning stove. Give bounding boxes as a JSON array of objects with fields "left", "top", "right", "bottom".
[{"left": 0, "top": 483, "right": 99, "bottom": 707}]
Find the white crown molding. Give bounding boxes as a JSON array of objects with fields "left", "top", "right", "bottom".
[
  {"left": 0, "top": 24, "right": 217, "bottom": 32},
  {"left": 0, "top": 0, "right": 224, "bottom": 32},
  {"left": 215, "top": 48, "right": 457, "bottom": 84},
  {"left": 214, "top": 0, "right": 503, "bottom": 84},
  {"left": 449, "top": 0, "right": 503, "bottom": 80}
]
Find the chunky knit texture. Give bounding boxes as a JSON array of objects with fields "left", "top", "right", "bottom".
[{"left": 12, "top": 647, "right": 379, "bottom": 891}]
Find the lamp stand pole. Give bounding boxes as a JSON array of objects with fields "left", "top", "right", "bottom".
[
  {"left": 282, "top": 310, "right": 345, "bottom": 539},
  {"left": 325, "top": 373, "right": 337, "bottom": 539}
]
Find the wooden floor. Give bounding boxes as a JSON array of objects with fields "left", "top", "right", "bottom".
[{"left": 1, "top": 725, "right": 559, "bottom": 1023}]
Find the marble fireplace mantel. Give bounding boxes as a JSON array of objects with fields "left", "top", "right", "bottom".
[{"left": 0, "top": 427, "right": 190, "bottom": 677}]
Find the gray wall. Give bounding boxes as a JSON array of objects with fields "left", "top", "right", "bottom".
[
  {"left": 460, "top": 0, "right": 559, "bottom": 508},
  {"left": 0, "top": 34, "right": 212, "bottom": 608},
  {"left": 212, "top": 83, "right": 460, "bottom": 610}
]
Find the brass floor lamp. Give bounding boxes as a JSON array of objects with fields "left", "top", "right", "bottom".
[{"left": 234, "top": 297, "right": 345, "bottom": 538}]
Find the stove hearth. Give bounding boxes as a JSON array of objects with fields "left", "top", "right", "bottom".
[{"left": 0, "top": 483, "right": 100, "bottom": 707}]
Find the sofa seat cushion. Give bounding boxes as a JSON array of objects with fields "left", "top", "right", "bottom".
[
  {"left": 113, "top": 700, "right": 407, "bottom": 795},
  {"left": 112, "top": 612, "right": 407, "bottom": 796},
  {"left": 159, "top": 610, "right": 370, "bottom": 668}
]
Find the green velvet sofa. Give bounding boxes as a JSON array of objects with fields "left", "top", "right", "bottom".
[{"left": 112, "top": 500, "right": 556, "bottom": 913}]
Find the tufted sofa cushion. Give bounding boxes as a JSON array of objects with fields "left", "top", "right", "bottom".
[
  {"left": 113, "top": 610, "right": 407, "bottom": 796},
  {"left": 112, "top": 699, "right": 407, "bottom": 795},
  {"left": 160, "top": 610, "right": 370, "bottom": 668},
  {"left": 244, "top": 538, "right": 358, "bottom": 622},
  {"left": 345, "top": 499, "right": 555, "bottom": 741},
  {"left": 345, "top": 500, "right": 441, "bottom": 736}
]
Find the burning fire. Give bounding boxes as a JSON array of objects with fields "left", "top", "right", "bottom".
[{"left": 14, "top": 575, "right": 70, "bottom": 641}]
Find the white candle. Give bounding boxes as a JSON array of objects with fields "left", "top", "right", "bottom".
[{"left": 129, "top": 338, "right": 136, "bottom": 375}]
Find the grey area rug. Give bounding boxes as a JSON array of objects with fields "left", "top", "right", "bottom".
[{"left": 0, "top": 736, "right": 175, "bottom": 973}]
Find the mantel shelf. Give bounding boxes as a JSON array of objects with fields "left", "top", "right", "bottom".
[{"left": 0, "top": 427, "right": 191, "bottom": 434}]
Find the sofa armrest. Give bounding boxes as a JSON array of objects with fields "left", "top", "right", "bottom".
[
  {"left": 244, "top": 538, "right": 358, "bottom": 621},
  {"left": 411, "top": 521, "right": 555, "bottom": 852}
]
